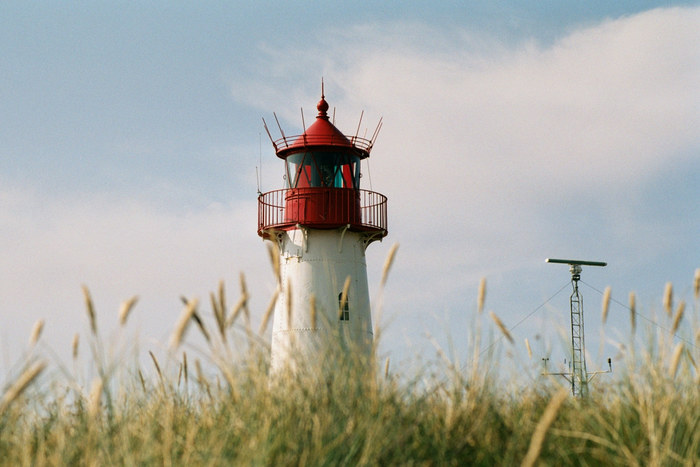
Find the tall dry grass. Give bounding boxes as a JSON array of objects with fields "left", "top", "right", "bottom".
[{"left": 0, "top": 258, "right": 698, "bottom": 465}]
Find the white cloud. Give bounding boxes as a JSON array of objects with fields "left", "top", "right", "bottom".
[
  {"left": 240, "top": 7, "right": 698, "bottom": 194},
  {"left": 0, "top": 184, "right": 273, "bottom": 368},
  {"left": 277, "top": 7, "right": 695, "bottom": 230}
]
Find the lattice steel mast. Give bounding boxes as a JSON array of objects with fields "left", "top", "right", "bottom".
[{"left": 544, "top": 258, "right": 611, "bottom": 397}]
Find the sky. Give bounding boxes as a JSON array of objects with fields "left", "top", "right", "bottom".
[{"left": 1, "top": 2, "right": 699, "bottom": 382}]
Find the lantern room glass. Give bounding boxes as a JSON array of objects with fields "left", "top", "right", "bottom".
[{"left": 285, "top": 151, "right": 360, "bottom": 189}]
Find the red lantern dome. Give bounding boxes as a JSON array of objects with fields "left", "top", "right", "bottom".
[{"left": 276, "top": 95, "right": 357, "bottom": 157}]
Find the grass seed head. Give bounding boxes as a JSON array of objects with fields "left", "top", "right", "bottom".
[
  {"left": 525, "top": 338, "right": 532, "bottom": 359},
  {"left": 218, "top": 280, "right": 227, "bottom": 321},
  {"left": 267, "top": 242, "right": 281, "bottom": 284},
  {"left": 685, "top": 347, "right": 698, "bottom": 374},
  {"left": 191, "top": 311, "right": 211, "bottom": 343},
  {"left": 82, "top": 285, "right": 97, "bottom": 335},
  {"left": 195, "top": 359, "right": 206, "bottom": 386},
  {"left": 29, "top": 319, "right": 44, "bottom": 346},
  {"left": 119, "top": 296, "right": 139, "bottom": 326},
  {"left": 285, "top": 278, "right": 293, "bottom": 327},
  {"left": 380, "top": 243, "right": 399, "bottom": 288},
  {"left": 669, "top": 342, "right": 684, "bottom": 378},
  {"left": 211, "top": 291, "right": 226, "bottom": 339},
  {"left": 601, "top": 286, "right": 611, "bottom": 324},
  {"left": 0, "top": 360, "right": 46, "bottom": 416},
  {"left": 258, "top": 288, "right": 279, "bottom": 335},
  {"left": 521, "top": 388, "right": 569, "bottom": 467},
  {"left": 477, "top": 278, "right": 486, "bottom": 314},
  {"left": 489, "top": 311, "right": 514, "bottom": 344},
  {"left": 629, "top": 292, "right": 636, "bottom": 334},
  {"left": 88, "top": 378, "right": 103, "bottom": 419},
  {"left": 149, "top": 351, "right": 164, "bottom": 389},
  {"left": 671, "top": 300, "right": 685, "bottom": 335},
  {"left": 694, "top": 268, "right": 699, "bottom": 300},
  {"left": 182, "top": 352, "right": 188, "bottom": 386},
  {"left": 137, "top": 369, "right": 146, "bottom": 392},
  {"left": 663, "top": 282, "right": 673, "bottom": 317},
  {"left": 226, "top": 293, "right": 249, "bottom": 330},
  {"left": 240, "top": 273, "right": 251, "bottom": 332},
  {"left": 72, "top": 333, "right": 79, "bottom": 360},
  {"left": 170, "top": 299, "right": 198, "bottom": 349}
]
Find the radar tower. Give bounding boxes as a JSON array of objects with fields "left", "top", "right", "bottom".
[{"left": 544, "top": 259, "right": 612, "bottom": 397}]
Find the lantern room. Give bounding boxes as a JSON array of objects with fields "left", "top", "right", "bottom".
[
  {"left": 258, "top": 92, "right": 387, "bottom": 240},
  {"left": 276, "top": 95, "right": 368, "bottom": 190}
]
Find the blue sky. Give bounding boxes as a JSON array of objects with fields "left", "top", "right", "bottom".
[{"left": 1, "top": 2, "right": 698, "bottom": 379}]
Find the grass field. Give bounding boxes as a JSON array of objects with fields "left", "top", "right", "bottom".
[{"left": 1, "top": 263, "right": 698, "bottom": 466}]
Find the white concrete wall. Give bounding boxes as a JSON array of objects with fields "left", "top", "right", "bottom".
[{"left": 270, "top": 227, "right": 373, "bottom": 373}]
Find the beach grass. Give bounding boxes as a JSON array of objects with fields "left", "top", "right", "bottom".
[{"left": 1, "top": 264, "right": 698, "bottom": 466}]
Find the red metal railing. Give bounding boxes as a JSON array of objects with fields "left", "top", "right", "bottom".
[
  {"left": 258, "top": 188, "right": 387, "bottom": 237},
  {"left": 272, "top": 134, "right": 374, "bottom": 154}
]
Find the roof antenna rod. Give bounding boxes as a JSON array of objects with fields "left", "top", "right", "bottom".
[
  {"left": 272, "top": 112, "right": 288, "bottom": 148},
  {"left": 353, "top": 110, "right": 364, "bottom": 145},
  {"left": 256, "top": 132, "right": 262, "bottom": 195},
  {"left": 369, "top": 117, "right": 383, "bottom": 150},
  {"left": 543, "top": 258, "right": 612, "bottom": 397},
  {"left": 261, "top": 118, "right": 277, "bottom": 151}
]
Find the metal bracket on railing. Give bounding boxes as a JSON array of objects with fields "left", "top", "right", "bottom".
[
  {"left": 275, "top": 231, "right": 285, "bottom": 250},
  {"left": 361, "top": 230, "right": 384, "bottom": 249}
]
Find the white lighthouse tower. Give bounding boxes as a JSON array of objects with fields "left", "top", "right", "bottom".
[{"left": 258, "top": 90, "right": 387, "bottom": 373}]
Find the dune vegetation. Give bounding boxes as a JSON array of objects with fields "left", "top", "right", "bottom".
[{"left": 1, "top": 254, "right": 698, "bottom": 466}]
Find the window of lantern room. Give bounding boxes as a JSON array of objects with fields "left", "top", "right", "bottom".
[
  {"left": 285, "top": 151, "right": 360, "bottom": 189},
  {"left": 285, "top": 152, "right": 309, "bottom": 188}
]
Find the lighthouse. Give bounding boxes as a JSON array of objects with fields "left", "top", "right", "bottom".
[{"left": 258, "top": 89, "right": 388, "bottom": 373}]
